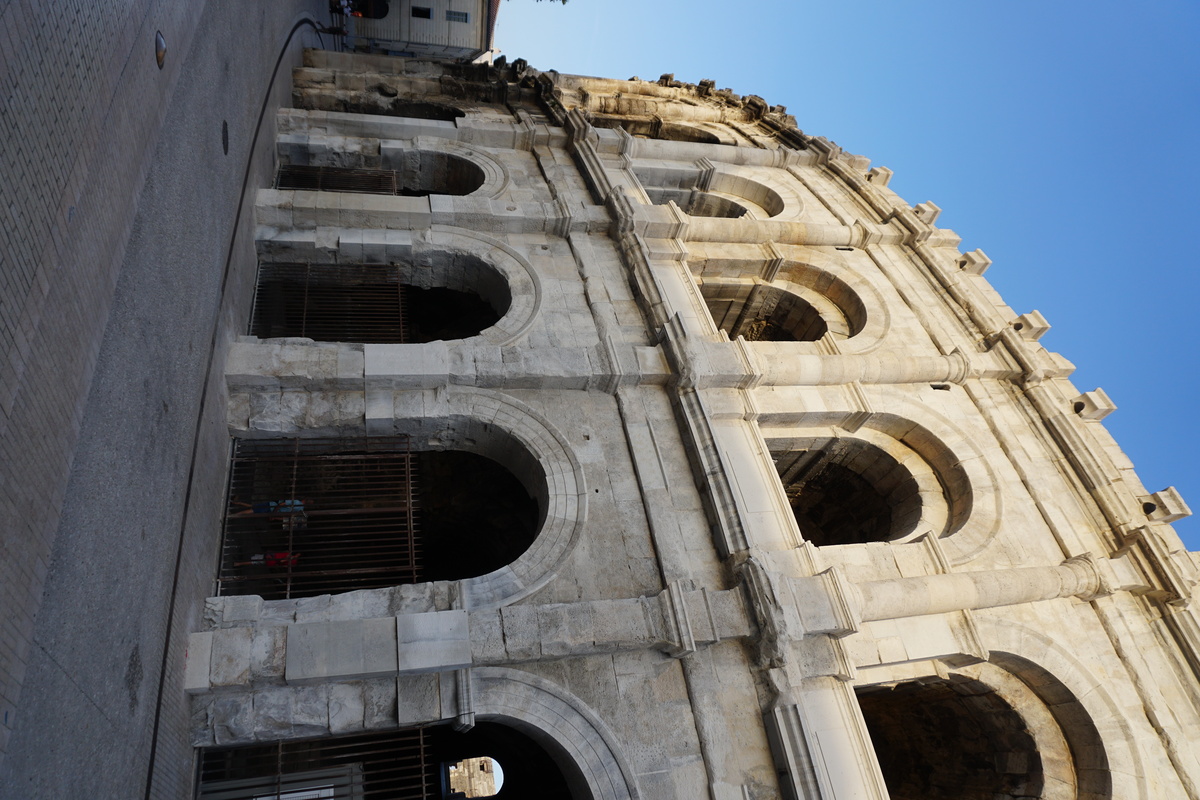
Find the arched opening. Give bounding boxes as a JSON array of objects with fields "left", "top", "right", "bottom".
[
  {"left": 197, "top": 722, "right": 576, "bottom": 800},
  {"left": 857, "top": 677, "right": 1050, "bottom": 800},
  {"left": 276, "top": 150, "right": 485, "bottom": 196},
  {"left": 591, "top": 114, "right": 726, "bottom": 144},
  {"left": 355, "top": 96, "right": 466, "bottom": 121},
  {"left": 217, "top": 436, "right": 540, "bottom": 600},
  {"left": 685, "top": 192, "right": 748, "bottom": 219},
  {"left": 773, "top": 438, "right": 923, "bottom": 546},
  {"left": 250, "top": 261, "right": 508, "bottom": 343},
  {"left": 702, "top": 283, "right": 829, "bottom": 341}
]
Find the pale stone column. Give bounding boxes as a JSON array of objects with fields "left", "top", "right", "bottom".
[
  {"left": 753, "top": 352, "right": 970, "bottom": 387},
  {"left": 855, "top": 556, "right": 1104, "bottom": 622}
]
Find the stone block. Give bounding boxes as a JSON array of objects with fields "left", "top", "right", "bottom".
[
  {"left": 1012, "top": 310, "right": 1050, "bottom": 341},
  {"left": 210, "top": 627, "right": 254, "bottom": 688},
  {"left": 212, "top": 695, "right": 254, "bottom": 745},
  {"left": 396, "top": 609, "right": 471, "bottom": 673},
  {"left": 396, "top": 674, "right": 443, "bottom": 726},
  {"left": 1142, "top": 486, "right": 1192, "bottom": 524},
  {"left": 329, "top": 682, "right": 366, "bottom": 734},
  {"left": 183, "top": 632, "right": 213, "bottom": 694},
  {"left": 1072, "top": 388, "right": 1116, "bottom": 421},
  {"left": 286, "top": 617, "right": 399, "bottom": 683},
  {"left": 363, "top": 678, "right": 398, "bottom": 729}
]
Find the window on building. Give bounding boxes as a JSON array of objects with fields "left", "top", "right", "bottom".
[
  {"left": 411, "top": 6, "right": 432, "bottom": 18},
  {"left": 446, "top": 10, "right": 469, "bottom": 22},
  {"left": 218, "top": 437, "right": 539, "bottom": 600},
  {"left": 275, "top": 156, "right": 485, "bottom": 197},
  {"left": 198, "top": 724, "right": 571, "bottom": 800},
  {"left": 249, "top": 263, "right": 504, "bottom": 344}
]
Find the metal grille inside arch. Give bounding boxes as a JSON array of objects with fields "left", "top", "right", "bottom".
[{"left": 218, "top": 437, "right": 537, "bottom": 600}]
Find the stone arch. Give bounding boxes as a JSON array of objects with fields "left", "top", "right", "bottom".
[
  {"left": 701, "top": 281, "right": 833, "bottom": 341},
  {"left": 230, "top": 387, "right": 585, "bottom": 609},
  {"left": 855, "top": 660, "right": 1089, "bottom": 799},
  {"left": 776, "top": 259, "right": 884, "bottom": 344},
  {"left": 386, "top": 387, "right": 586, "bottom": 609},
  {"left": 705, "top": 166, "right": 794, "bottom": 218},
  {"left": 415, "top": 227, "right": 541, "bottom": 346},
  {"left": 195, "top": 669, "right": 639, "bottom": 800},
  {"left": 686, "top": 249, "right": 890, "bottom": 352},
  {"left": 592, "top": 114, "right": 737, "bottom": 146},
  {"left": 762, "top": 426, "right": 951, "bottom": 546},
  {"left": 629, "top": 160, "right": 802, "bottom": 220},
  {"left": 472, "top": 667, "right": 640, "bottom": 800},
  {"left": 699, "top": 270, "right": 875, "bottom": 345},
  {"left": 861, "top": 390, "right": 1004, "bottom": 562},
  {"left": 374, "top": 136, "right": 507, "bottom": 198},
  {"left": 973, "top": 616, "right": 1152, "bottom": 800},
  {"left": 254, "top": 226, "right": 541, "bottom": 347}
]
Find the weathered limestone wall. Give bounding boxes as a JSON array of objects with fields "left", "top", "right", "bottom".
[{"left": 179, "top": 51, "right": 1200, "bottom": 800}]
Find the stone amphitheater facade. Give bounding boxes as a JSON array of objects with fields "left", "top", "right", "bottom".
[{"left": 172, "top": 49, "right": 1200, "bottom": 800}]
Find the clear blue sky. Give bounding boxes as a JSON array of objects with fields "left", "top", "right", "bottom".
[{"left": 495, "top": 0, "right": 1200, "bottom": 550}]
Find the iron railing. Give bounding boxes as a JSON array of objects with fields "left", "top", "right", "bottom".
[
  {"left": 276, "top": 165, "right": 400, "bottom": 195},
  {"left": 198, "top": 728, "right": 436, "bottom": 800},
  {"left": 251, "top": 263, "right": 410, "bottom": 343},
  {"left": 218, "top": 437, "right": 422, "bottom": 600}
]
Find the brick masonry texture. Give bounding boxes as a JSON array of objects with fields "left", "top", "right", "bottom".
[{"left": 0, "top": 1, "right": 324, "bottom": 793}]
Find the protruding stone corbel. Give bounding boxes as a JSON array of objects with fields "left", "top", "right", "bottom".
[
  {"left": 866, "top": 166, "right": 893, "bottom": 186},
  {"left": 1141, "top": 487, "right": 1192, "bottom": 524},
  {"left": 1012, "top": 310, "right": 1051, "bottom": 341},
  {"left": 957, "top": 248, "right": 991, "bottom": 275},
  {"left": 1072, "top": 388, "right": 1117, "bottom": 421},
  {"left": 913, "top": 201, "right": 941, "bottom": 225}
]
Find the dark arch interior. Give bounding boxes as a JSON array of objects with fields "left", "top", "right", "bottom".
[
  {"left": 686, "top": 191, "right": 748, "bottom": 218},
  {"left": 312, "top": 88, "right": 466, "bottom": 120},
  {"left": 197, "top": 722, "right": 576, "bottom": 800},
  {"left": 774, "top": 439, "right": 920, "bottom": 546},
  {"left": 218, "top": 438, "right": 539, "bottom": 600},
  {"left": 857, "top": 679, "right": 1045, "bottom": 800},
  {"left": 703, "top": 284, "right": 827, "bottom": 341},
  {"left": 276, "top": 150, "right": 485, "bottom": 197},
  {"left": 419, "top": 451, "right": 540, "bottom": 582},
  {"left": 251, "top": 263, "right": 506, "bottom": 343},
  {"left": 591, "top": 114, "right": 724, "bottom": 144}
]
